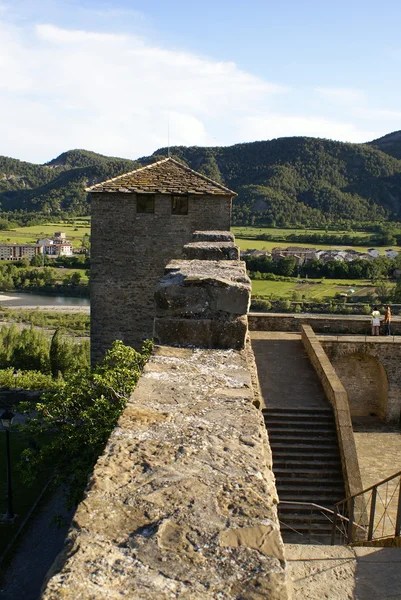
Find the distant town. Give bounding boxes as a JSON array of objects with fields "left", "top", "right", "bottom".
[
  {"left": 242, "top": 246, "right": 399, "bottom": 265},
  {"left": 0, "top": 232, "right": 74, "bottom": 261}
]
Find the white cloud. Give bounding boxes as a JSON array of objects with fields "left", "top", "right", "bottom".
[
  {"left": 316, "top": 87, "right": 366, "bottom": 105},
  {"left": 0, "top": 16, "right": 394, "bottom": 163},
  {"left": 237, "top": 114, "right": 379, "bottom": 144},
  {"left": 0, "top": 20, "right": 288, "bottom": 162}
]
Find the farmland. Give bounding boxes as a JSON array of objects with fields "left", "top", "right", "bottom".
[
  {"left": 0, "top": 220, "right": 90, "bottom": 248},
  {"left": 231, "top": 226, "right": 401, "bottom": 255},
  {"left": 251, "top": 278, "right": 394, "bottom": 301}
]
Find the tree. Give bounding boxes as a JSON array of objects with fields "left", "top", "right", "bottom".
[
  {"left": 30, "top": 253, "right": 43, "bottom": 267},
  {"left": 19, "top": 340, "right": 153, "bottom": 506}
]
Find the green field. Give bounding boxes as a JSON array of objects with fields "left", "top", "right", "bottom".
[
  {"left": 232, "top": 226, "right": 373, "bottom": 239},
  {"left": 0, "top": 223, "right": 90, "bottom": 248},
  {"left": 251, "top": 278, "right": 393, "bottom": 300},
  {"left": 231, "top": 226, "right": 401, "bottom": 255}
]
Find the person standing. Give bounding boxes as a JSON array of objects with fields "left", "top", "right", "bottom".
[
  {"left": 371, "top": 306, "right": 381, "bottom": 336},
  {"left": 384, "top": 306, "right": 392, "bottom": 336}
]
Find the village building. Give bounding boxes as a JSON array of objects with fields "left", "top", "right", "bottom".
[
  {"left": 385, "top": 248, "right": 399, "bottom": 259},
  {"left": 0, "top": 243, "right": 43, "bottom": 261}
]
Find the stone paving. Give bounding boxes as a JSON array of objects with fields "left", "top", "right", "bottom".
[
  {"left": 251, "top": 332, "right": 330, "bottom": 410},
  {"left": 286, "top": 543, "right": 401, "bottom": 600}
]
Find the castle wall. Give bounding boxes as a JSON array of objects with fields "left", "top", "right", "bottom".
[
  {"left": 90, "top": 192, "right": 231, "bottom": 363},
  {"left": 249, "top": 312, "right": 401, "bottom": 335},
  {"left": 41, "top": 345, "right": 289, "bottom": 600},
  {"left": 322, "top": 339, "right": 401, "bottom": 422}
]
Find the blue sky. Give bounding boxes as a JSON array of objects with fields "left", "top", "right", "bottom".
[{"left": 1, "top": 0, "right": 401, "bottom": 162}]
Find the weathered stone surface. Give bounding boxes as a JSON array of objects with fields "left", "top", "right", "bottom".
[
  {"left": 41, "top": 346, "right": 289, "bottom": 599},
  {"left": 154, "top": 315, "right": 249, "bottom": 349},
  {"left": 192, "top": 230, "right": 235, "bottom": 242},
  {"left": 183, "top": 241, "right": 239, "bottom": 261},
  {"left": 155, "top": 259, "right": 251, "bottom": 318}
]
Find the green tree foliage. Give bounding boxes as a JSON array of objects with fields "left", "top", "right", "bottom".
[
  {"left": 0, "top": 324, "right": 89, "bottom": 374},
  {"left": 19, "top": 340, "right": 153, "bottom": 506},
  {"left": 2, "top": 137, "right": 401, "bottom": 224},
  {"left": 0, "top": 263, "right": 88, "bottom": 295}
]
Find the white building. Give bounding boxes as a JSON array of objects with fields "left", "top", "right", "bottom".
[
  {"left": 367, "top": 248, "right": 381, "bottom": 258},
  {"left": 385, "top": 249, "right": 399, "bottom": 259}
]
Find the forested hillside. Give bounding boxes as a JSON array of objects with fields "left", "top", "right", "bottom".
[{"left": 2, "top": 132, "right": 401, "bottom": 227}]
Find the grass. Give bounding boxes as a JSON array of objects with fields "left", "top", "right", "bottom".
[
  {"left": 232, "top": 226, "right": 401, "bottom": 255},
  {"left": 251, "top": 278, "right": 395, "bottom": 300},
  {"left": 232, "top": 226, "right": 373, "bottom": 239},
  {"left": 0, "top": 431, "right": 49, "bottom": 555},
  {"left": 0, "top": 223, "right": 90, "bottom": 248}
]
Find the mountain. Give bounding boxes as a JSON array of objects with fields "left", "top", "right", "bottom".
[
  {"left": 1, "top": 134, "right": 401, "bottom": 226},
  {"left": 369, "top": 131, "right": 401, "bottom": 160}
]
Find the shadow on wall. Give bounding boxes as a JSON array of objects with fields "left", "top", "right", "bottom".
[{"left": 332, "top": 354, "right": 389, "bottom": 420}]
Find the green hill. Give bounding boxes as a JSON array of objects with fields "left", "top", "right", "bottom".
[{"left": 2, "top": 134, "right": 401, "bottom": 227}]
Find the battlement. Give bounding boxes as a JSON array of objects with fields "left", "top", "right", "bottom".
[{"left": 41, "top": 232, "right": 290, "bottom": 599}]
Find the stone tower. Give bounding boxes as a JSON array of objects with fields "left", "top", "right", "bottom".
[{"left": 89, "top": 157, "right": 236, "bottom": 363}]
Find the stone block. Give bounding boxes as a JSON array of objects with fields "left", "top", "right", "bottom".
[
  {"left": 183, "top": 241, "right": 239, "bottom": 261},
  {"left": 155, "top": 259, "right": 251, "bottom": 317},
  {"left": 154, "top": 315, "right": 248, "bottom": 349},
  {"left": 192, "top": 230, "right": 234, "bottom": 242}
]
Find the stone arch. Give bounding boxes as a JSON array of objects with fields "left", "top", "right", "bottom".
[{"left": 332, "top": 353, "right": 389, "bottom": 420}]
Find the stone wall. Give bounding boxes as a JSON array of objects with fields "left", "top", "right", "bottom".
[
  {"left": 41, "top": 345, "right": 290, "bottom": 600},
  {"left": 301, "top": 325, "right": 363, "bottom": 499},
  {"left": 249, "top": 313, "right": 401, "bottom": 335},
  {"left": 321, "top": 338, "right": 401, "bottom": 423},
  {"left": 90, "top": 193, "right": 231, "bottom": 364}
]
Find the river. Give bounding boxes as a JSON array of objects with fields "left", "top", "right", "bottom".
[{"left": 0, "top": 292, "right": 90, "bottom": 309}]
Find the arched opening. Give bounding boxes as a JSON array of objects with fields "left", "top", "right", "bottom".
[{"left": 333, "top": 353, "right": 389, "bottom": 420}]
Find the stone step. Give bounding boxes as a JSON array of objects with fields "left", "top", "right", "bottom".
[
  {"left": 278, "top": 490, "right": 344, "bottom": 504},
  {"left": 271, "top": 443, "right": 339, "bottom": 453},
  {"left": 267, "top": 426, "right": 337, "bottom": 436},
  {"left": 278, "top": 510, "right": 335, "bottom": 523},
  {"left": 273, "top": 468, "right": 343, "bottom": 480},
  {"left": 268, "top": 434, "right": 338, "bottom": 445},
  {"left": 273, "top": 454, "right": 341, "bottom": 471},
  {"left": 263, "top": 408, "right": 332, "bottom": 415},
  {"left": 265, "top": 419, "right": 336, "bottom": 428}
]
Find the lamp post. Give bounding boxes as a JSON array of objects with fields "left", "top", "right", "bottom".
[{"left": 1, "top": 409, "right": 15, "bottom": 521}]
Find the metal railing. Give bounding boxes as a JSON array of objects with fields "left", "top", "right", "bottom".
[
  {"left": 278, "top": 501, "right": 355, "bottom": 545},
  {"left": 332, "top": 470, "right": 401, "bottom": 545}
]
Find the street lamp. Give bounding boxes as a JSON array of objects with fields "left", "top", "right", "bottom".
[{"left": 1, "top": 409, "right": 15, "bottom": 522}]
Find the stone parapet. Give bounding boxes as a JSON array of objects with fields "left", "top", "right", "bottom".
[
  {"left": 156, "top": 259, "right": 251, "bottom": 317},
  {"left": 154, "top": 246, "right": 251, "bottom": 349},
  {"left": 192, "top": 230, "right": 235, "bottom": 242},
  {"left": 41, "top": 346, "right": 289, "bottom": 600},
  {"left": 249, "top": 312, "right": 401, "bottom": 335},
  {"left": 183, "top": 241, "right": 239, "bottom": 261},
  {"left": 301, "top": 325, "right": 363, "bottom": 499}
]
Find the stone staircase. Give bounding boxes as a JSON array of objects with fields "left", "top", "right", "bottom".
[{"left": 263, "top": 406, "right": 345, "bottom": 544}]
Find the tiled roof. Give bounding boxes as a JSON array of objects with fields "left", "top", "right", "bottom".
[{"left": 87, "top": 157, "right": 236, "bottom": 196}]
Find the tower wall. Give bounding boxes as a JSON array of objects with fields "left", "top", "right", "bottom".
[{"left": 90, "top": 192, "right": 232, "bottom": 363}]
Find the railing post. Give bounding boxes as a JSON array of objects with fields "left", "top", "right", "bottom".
[
  {"left": 347, "top": 497, "right": 355, "bottom": 544},
  {"left": 331, "top": 504, "right": 338, "bottom": 545},
  {"left": 395, "top": 477, "right": 401, "bottom": 537},
  {"left": 368, "top": 488, "right": 377, "bottom": 541}
]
